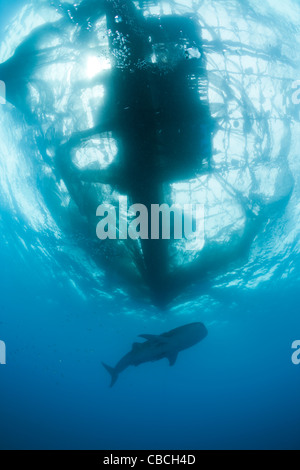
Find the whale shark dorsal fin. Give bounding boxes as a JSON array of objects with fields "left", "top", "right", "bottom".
[
  {"left": 167, "top": 352, "right": 178, "bottom": 367},
  {"left": 139, "top": 334, "right": 160, "bottom": 341}
]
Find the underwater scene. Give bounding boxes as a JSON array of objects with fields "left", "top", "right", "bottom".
[{"left": 0, "top": 0, "right": 300, "bottom": 450}]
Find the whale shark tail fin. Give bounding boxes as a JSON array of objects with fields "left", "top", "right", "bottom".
[{"left": 102, "top": 362, "right": 118, "bottom": 387}]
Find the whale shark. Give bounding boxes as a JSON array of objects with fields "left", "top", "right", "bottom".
[{"left": 102, "top": 322, "right": 208, "bottom": 386}]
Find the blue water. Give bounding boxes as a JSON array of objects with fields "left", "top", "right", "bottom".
[{"left": 0, "top": 0, "right": 300, "bottom": 450}]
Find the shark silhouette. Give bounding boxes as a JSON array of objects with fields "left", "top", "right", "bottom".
[{"left": 102, "top": 322, "right": 208, "bottom": 386}]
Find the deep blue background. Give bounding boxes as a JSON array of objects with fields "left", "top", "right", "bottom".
[{"left": 1, "top": 233, "right": 300, "bottom": 450}]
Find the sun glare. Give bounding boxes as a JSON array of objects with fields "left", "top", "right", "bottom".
[{"left": 86, "top": 55, "right": 111, "bottom": 79}]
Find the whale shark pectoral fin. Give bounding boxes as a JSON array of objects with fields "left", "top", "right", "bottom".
[
  {"left": 167, "top": 352, "right": 178, "bottom": 367},
  {"left": 131, "top": 342, "right": 143, "bottom": 351},
  {"left": 138, "top": 334, "right": 160, "bottom": 341}
]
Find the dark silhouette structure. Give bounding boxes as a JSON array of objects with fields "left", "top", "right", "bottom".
[{"left": 0, "top": 1, "right": 266, "bottom": 307}]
